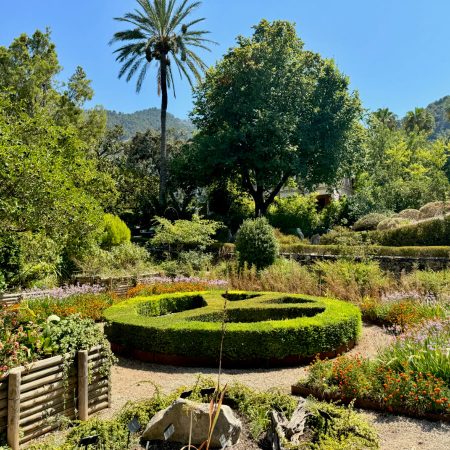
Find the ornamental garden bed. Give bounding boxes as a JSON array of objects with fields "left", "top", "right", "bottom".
[
  {"left": 104, "top": 290, "right": 361, "bottom": 367},
  {"left": 291, "top": 384, "right": 450, "bottom": 423}
]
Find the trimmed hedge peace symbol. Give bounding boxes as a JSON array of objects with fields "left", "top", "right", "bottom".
[{"left": 104, "top": 291, "right": 361, "bottom": 367}]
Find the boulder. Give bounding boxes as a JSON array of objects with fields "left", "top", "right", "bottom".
[{"left": 142, "top": 398, "right": 242, "bottom": 448}]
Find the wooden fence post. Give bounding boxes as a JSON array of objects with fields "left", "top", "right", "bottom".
[
  {"left": 7, "top": 367, "right": 22, "bottom": 450},
  {"left": 77, "top": 350, "right": 89, "bottom": 421}
]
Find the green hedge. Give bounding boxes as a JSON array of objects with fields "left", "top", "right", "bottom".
[
  {"left": 372, "top": 215, "right": 450, "bottom": 246},
  {"left": 221, "top": 243, "right": 450, "bottom": 258},
  {"left": 280, "top": 244, "right": 450, "bottom": 258},
  {"left": 104, "top": 291, "right": 361, "bottom": 363}
]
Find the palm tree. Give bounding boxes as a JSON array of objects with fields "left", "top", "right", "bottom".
[
  {"left": 403, "top": 107, "right": 435, "bottom": 134},
  {"left": 110, "top": 0, "right": 214, "bottom": 207},
  {"left": 372, "top": 108, "right": 398, "bottom": 130}
]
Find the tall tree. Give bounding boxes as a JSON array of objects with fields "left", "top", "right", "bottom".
[
  {"left": 371, "top": 108, "right": 398, "bottom": 130},
  {"left": 110, "top": 0, "right": 214, "bottom": 207},
  {"left": 190, "top": 20, "right": 362, "bottom": 216}
]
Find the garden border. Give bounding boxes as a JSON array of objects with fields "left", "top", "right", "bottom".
[{"left": 291, "top": 384, "right": 450, "bottom": 423}]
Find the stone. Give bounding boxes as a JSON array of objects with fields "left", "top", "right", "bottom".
[
  {"left": 142, "top": 398, "right": 242, "bottom": 448},
  {"left": 310, "top": 234, "right": 321, "bottom": 245}
]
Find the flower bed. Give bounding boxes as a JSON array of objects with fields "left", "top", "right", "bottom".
[
  {"left": 104, "top": 290, "right": 361, "bottom": 367},
  {"left": 294, "top": 319, "right": 450, "bottom": 420}
]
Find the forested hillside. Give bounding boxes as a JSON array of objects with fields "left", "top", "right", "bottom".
[
  {"left": 106, "top": 108, "right": 195, "bottom": 139},
  {"left": 426, "top": 95, "right": 450, "bottom": 138}
]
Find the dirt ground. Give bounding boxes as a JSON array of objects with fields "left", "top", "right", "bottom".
[{"left": 98, "top": 324, "right": 450, "bottom": 450}]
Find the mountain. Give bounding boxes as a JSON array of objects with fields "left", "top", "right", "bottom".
[
  {"left": 426, "top": 95, "right": 450, "bottom": 139},
  {"left": 106, "top": 108, "right": 195, "bottom": 140}
]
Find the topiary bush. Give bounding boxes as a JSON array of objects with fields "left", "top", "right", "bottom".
[
  {"left": 377, "top": 217, "right": 412, "bottom": 231},
  {"left": 419, "top": 201, "right": 450, "bottom": 219},
  {"left": 104, "top": 291, "right": 361, "bottom": 366},
  {"left": 235, "top": 217, "right": 279, "bottom": 270},
  {"left": 101, "top": 214, "right": 131, "bottom": 249},
  {"left": 396, "top": 208, "right": 421, "bottom": 221},
  {"left": 353, "top": 213, "right": 388, "bottom": 231}
]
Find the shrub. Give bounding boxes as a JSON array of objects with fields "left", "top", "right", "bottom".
[
  {"left": 267, "top": 194, "right": 320, "bottom": 236},
  {"left": 104, "top": 291, "right": 361, "bottom": 363},
  {"left": 227, "top": 258, "right": 319, "bottom": 295},
  {"left": 235, "top": 217, "right": 279, "bottom": 270},
  {"left": 373, "top": 214, "right": 450, "bottom": 246},
  {"left": 0, "top": 232, "right": 22, "bottom": 287},
  {"left": 353, "top": 213, "right": 388, "bottom": 231},
  {"left": 101, "top": 214, "right": 131, "bottom": 248},
  {"left": 315, "top": 260, "right": 389, "bottom": 302},
  {"left": 320, "top": 227, "right": 373, "bottom": 246},
  {"left": 397, "top": 208, "right": 421, "bottom": 221},
  {"left": 377, "top": 217, "right": 413, "bottom": 230},
  {"left": 379, "top": 319, "right": 450, "bottom": 384},
  {"left": 150, "top": 215, "right": 222, "bottom": 252},
  {"left": 419, "top": 201, "right": 450, "bottom": 219},
  {"left": 0, "top": 272, "right": 5, "bottom": 293},
  {"left": 401, "top": 269, "right": 450, "bottom": 301}
]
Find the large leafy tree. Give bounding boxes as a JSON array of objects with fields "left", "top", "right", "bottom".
[
  {"left": 190, "top": 20, "right": 363, "bottom": 216},
  {"left": 0, "top": 30, "right": 117, "bottom": 265},
  {"left": 349, "top": 114, "right": 450, "bottom": 217},
  {"left": 110, "top": 0, "right": 214, "bottom": 207}
]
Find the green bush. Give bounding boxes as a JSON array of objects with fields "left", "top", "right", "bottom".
[
  {"left": 419, "top": 201, "right": 450, "bottom": 219},
  {"left": 267, "top": 194, "right": 320, "bottom": 236},
  {"left": 319, "top": 227, "right": 373, "bottom": 246},
  {"left": 396, "top": 208, "right": 421, "bottom": 221},
  {"left": 0, "top": 233, "right": 22, "bottom": 287},
  {"left": 150, "top": 215, "right": 222, "bottom": 252},
  {"left": 373, "top": 214, "right": 450, "bottom": 246},
  {"left": 353, "top": 213, "right": 388, "bottom": 231},
  {"left": 101, "top": 214, "right": 131, "bottom": 249},
  {"left": 104, "top": 291, "right": 361, "bottom": 363},
  {"left": 377, "top": 217, "right": 412, "bottom": 230},
  {"left": 235, "top": 217, "right": 279, "bottom": 270},
  {"left": 278, "top": 243, "right": 450, "bottom": 258}
]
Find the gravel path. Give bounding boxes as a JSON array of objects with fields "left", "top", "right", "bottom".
[{"left": 97, "top": 324, "right": 449, "bottom": 449}]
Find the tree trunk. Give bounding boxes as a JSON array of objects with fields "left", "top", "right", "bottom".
[{"left": 159, "top": 57, "right": 168, "bottom": 208}]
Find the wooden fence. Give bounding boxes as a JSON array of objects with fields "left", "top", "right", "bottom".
[{"left": 1, "top": 346, "right": 110, "bottom": 449}]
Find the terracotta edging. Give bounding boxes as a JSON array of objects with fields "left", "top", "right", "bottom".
[
  {"left": 110, "top": 340, "right": 356, "bottom": 369},
  {"left": 291, "top": 385, "right": 450, "bottom": 423}
]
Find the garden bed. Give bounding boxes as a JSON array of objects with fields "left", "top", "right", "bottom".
[
  {"left": 104, "top": 291, "right": 361, "bottom": 367},
  {"left": 291, "top": 384, "right": 450, "bottom": 423}
]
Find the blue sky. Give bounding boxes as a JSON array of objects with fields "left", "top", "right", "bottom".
[{"left": 1, "top": 0, "right": 449, "bottom": 119}]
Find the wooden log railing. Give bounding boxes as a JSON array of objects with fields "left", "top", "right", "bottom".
[{"left": 0, "top": 346, "right": 111, "bottom": 449}]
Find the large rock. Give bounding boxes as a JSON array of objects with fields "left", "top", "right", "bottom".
[{"left": 142, "top": 398, "right": 242, "bottom": 448}]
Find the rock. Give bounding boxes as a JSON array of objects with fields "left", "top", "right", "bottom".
[
  {"left": 310, "top": 234, "right": 321, "bottom": 245},
  {"left": 142, "top": 398, "right": 242, "bottom": 448}
]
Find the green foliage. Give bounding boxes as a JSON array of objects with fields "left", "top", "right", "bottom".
[
  {"left": 419, "top": 201, "right": 450, "bottom": 218},
  {"left": 315, "top": 260, "right": 389, "bottom": 302},
  {"left": 101, "top": 214, "right": 131, "bottom": 248},
  {"left": 191, "top": 19, "right": 362, "bottom": 216},
  {"left": 377, "top": 217, "right": 413, "bottom": 230},
  {"left": 396, "top": 208, "right": 421, "bottom": 220},
  {"left": 350, "top": 117, "right": 450, "bottom": 216},
  {"left": 403, "top": 107, "right": 435, "bottom": 134},
  {"left": 268, "top": 194, "right": 320, "bottom": 236},
  {"left": 235, "top": 217, "right": 279, "bottom": 270},
  {"left": 0, "top": 233, "right": 22, "bottom": 287},
  {"left": 0, "top": 30, "right": 118, "bottom": 283},
  {"left": 278, "top": 243, "right": 450, "bottom": 258},
  {"left": 104, "top": 291, "right": 361, "bottom": 362},
  {"left": 151, "top": 215, "right": 222, "bottom": 252},
  {"left": 353, "top": 213, "right": 388, "bottom": 231},
  {"left": 374, "top": 214, "right": 450, "bottom": 246},
  {"left": 426, "top": 95, "right": 450, "bottom": 139},
  {"left": 76, "top": 242, "right": 151, "bottom": 277}
]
